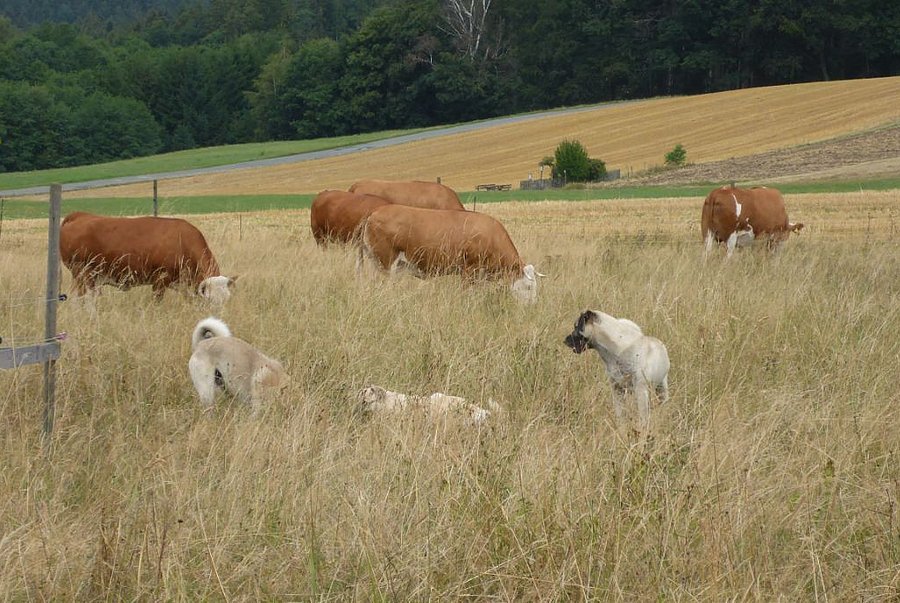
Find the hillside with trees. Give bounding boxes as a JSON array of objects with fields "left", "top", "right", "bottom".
[{"left": 1, "top": 0, "right": 898, "bottom": 172}]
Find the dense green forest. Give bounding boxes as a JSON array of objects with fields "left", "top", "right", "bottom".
[{"left": 1, "top": 0, "right": 898, "bottom": 172}]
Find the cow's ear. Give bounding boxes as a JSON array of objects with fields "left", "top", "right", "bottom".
[{"left": 227, "top": 275, "right": 239, "bottom": 288}]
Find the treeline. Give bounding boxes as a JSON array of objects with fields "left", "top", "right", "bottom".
[{"left": 1, "top": 0, "right": 898, "bottom": 172}]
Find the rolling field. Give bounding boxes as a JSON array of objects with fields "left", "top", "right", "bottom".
[
  {"left": 1, "top": 190, "right": 899, "bottom": 599},
  {"left": 51, "top": 76, "right": 900, "bottom": 199}
]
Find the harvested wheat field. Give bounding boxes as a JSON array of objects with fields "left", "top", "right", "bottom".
[
  {"left": 1, "top": 189, "right": 898, "bottom": 599},
  {"left": 61, "top": 76, "right": 900, "bottom": 199}
]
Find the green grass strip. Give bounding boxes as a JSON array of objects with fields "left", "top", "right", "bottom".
[
  {"left": 2, "top": 177, "right": 898, "bottom": 220},
  {"left": 0, "top": 130, "right": 429, "bottom": 190}
]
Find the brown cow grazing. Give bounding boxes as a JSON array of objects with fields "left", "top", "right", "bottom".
[
  {"left": 358, "top": 204, "right": 543, "bottom": 303},
  {"left": 59, "top": 212, "right": 235, "bottom": 303},
  {"left": 349, "top": 179, "right": 465, "bottom": 211},
  {"left": 310, "top": 190, "right": 391, "bottom": 246},
  {"left": 702, "top": 185, "right": 804, "bottom": 257}
]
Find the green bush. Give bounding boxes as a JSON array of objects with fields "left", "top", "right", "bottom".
[
  {"left": 552, "top": 139, "right": 605, "bottom": 182},
  {"left": 665, "top": 143, "right": 687, "bottom": 167}
]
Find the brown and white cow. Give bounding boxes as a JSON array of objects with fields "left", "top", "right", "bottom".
[
  {"left": 358, "top": 204, "right": 542, "bottom": 302},
  {"left": 701, "top": 185, "right": 804, "bottom": 257},
  {"left": 349, "top": 179, "right": 465, "bottom": 211},
  {"left": 310, "top": 190, "right": 392, "bottom": 246},
  {"left": 59, "top": 212, "right": 235, "bottom": 303}
]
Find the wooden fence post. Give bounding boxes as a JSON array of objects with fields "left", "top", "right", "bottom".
[
  {"left": 153, "top": 179, "right": 158, "bottom": 216},
  {"left": 42, "top": 184, "right": 62, "bottom": 447}
]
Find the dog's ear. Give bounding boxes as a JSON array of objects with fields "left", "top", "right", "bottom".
[{"left": 576, "top": 310, "right": 598, "bottom": 332}]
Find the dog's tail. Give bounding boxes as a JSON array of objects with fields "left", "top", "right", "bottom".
[{"left": 192, "top": 316, "right": 232, "bottom": 350}]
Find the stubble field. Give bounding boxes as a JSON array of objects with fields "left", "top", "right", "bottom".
[
  {"left": 54, "top": 76, "right": 900, "bottom": 199},
  {"left": 1, "top": 191, "right": 899, "bottom": 600}
]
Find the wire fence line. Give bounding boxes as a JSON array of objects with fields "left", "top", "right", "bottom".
[
  {"left": 0, "top": 184, "right": 63, "bottom": 446},
  {"left": 2, "top": 294, "right": 68, "bottom": 309}
]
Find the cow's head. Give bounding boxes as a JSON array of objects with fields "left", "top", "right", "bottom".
[
  {"left": 563, "top": 310, "right": 598, "bottom": 354},
  {"left": 198, "top": 275, "right": 237, "bottom": 304},
  {"left": 511, "top": 264, "right": 545, "bottom": 304}
]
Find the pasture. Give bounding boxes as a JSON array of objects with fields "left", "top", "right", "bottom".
[{"left": 1, "top": 191, "right": 899, "bottom": 599}]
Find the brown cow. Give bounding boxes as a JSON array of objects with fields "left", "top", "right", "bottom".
[
  {"left": 349, "top": 179, "right": 465, "bottom": 211},
  {"left": 701, "top": 185, "right": 804, "bottom": 257},
  {"left": 310, "top": 190, "right": 391, "bottom": 246},
  {"left": 358, "top": 204, "right": 542, "bottom": 302},
  {"left": 59, "top": 212, "right": 235, "bottom": 302}
]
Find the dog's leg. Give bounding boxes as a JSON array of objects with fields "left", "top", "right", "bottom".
[
  {"left": 249, "top": 394, "right": 263, "bottom": 417},
  {"left": 634, "top": 381, "right": 651, "bottom": 433},
  {"left": 188, "top": 356, "right": 217, "bottom": 409},
  {"left": 610, "top": 382, "right": 626, "bottom": 423},
  {"left": 248, "top": 367, "right": 274, "bottom": 417},
  {"left": 656, "top": 376, "right": 669, "bottom": 405}
]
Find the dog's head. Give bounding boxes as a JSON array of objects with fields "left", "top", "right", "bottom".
[
  {"left": 356, "top": 385, "right": 387, "bottom": 411},
  {"left": 563, "top": 310, "right": 598, "bottom": 354}
]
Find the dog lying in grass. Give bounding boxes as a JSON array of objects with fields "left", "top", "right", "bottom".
[
  {"left": 563, "top": 309, "right": 669, "bottom": 432},
  {"left": 356, "top": 385, "right": 500, "bottom": 425},
  {"left": 189, "top": 317, "right": 289, "bottom": 414}
]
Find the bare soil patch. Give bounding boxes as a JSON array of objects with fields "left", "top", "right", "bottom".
[{"left": 620, "top": 125, "right": 900, "bottom": 186}]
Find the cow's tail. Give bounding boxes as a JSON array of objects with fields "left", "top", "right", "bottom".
[
  {"left": 355, "top": 216, "right": 372, "bottom": 274},
  {"left": 61, "top": 211, "right": 87, "bottom": 227},
  {"left": 700, "top": 191, "right": 716, "bottom": 242},
  {"left": 192, "top": 316, "right": 231, "bottom": 350}
]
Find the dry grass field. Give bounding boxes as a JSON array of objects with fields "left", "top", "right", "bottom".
[
  {"left": 59, "top": 76, "right": 900, "bottom": 199},
  {"left": 1, "top": 190, "right": 899, "bottom": 600}
]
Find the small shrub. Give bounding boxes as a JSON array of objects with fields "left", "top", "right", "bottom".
[
  {"left": 588, "top": 157, "right": 607, "bottom": 181},
  {"left": 664, "top": 143, "right": 687, "bottom": 167},
  {"left": 551, "top": 140, "right": 606, "bottom": 183}
]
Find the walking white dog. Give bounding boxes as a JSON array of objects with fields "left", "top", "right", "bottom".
[
  {"left": 356, "top": 385, "right": 500, "bottom": 425},
  {"left": 189, "top": 317, "right": 289, "bottom": 413},
  {"left": 563, "top": 310, "right": 669, "bottom": 431}
]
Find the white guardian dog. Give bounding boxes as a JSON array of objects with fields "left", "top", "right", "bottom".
[
  {"left": 563, "top": 310, "right": 669, "bottom": 431},
  {"left": 356, "top": 385, "right": 501, "bottom": 426},
  {"left": 188, "top": 317, "right": 289, "bottom": 414}
]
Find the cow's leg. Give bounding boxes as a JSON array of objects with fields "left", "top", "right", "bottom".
[
  {"left": 72, "top": 273, "right": 89, "bottom": 297},
  {"left": 151, "top": 273, "right": 173, "bottom": 301},
  {"left": 70, "top": 272, "right": 100, "bottom": 315},
  {"left": 355, "top": 244, "right": 366, "bottom": 276},
  {"left": 725, "top": 231, "right": 738, "bottom": 258},
  {"left": 769, "top": 231, "right": 788, "bottom": 254},
  {"left": 703, "top": 231, "right": 715, "bottom": 256},
  {"left": 390, "top": 252, "right": 424, "bottom": 278},
  {"left": 151, "top": 283, "right": 167, "bottom": 301}
]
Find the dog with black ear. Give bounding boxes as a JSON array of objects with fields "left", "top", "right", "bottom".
[
  {"left": 564, "top": 310, "right": 669, "bottom": 432},
  {"left": 188, "top": 317, "right": 289, "bottom": 414}
]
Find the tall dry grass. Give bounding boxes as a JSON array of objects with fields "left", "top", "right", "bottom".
[{"left": 1, "top": 192, "right": 898, "bottom": 600}]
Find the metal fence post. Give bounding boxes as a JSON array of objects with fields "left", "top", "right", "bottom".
[
  {"left": 153, "top": 179, "right": 158, "bottom": 216},
  {"left": 42, "top": 184, "right": 62, "bottom": 447}
]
